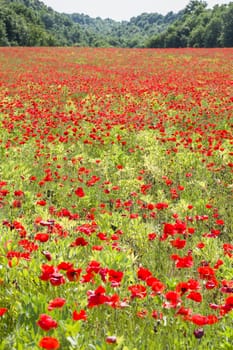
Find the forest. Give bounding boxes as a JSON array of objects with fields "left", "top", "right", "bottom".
[{"left": 0, "top": 0, "right": 232, "bottom": 47}]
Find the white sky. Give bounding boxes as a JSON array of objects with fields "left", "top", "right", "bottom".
[{"left": 42, "top": 0, "right": 231, "bottom": 20}]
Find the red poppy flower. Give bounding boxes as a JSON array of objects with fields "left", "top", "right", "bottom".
[
  {"left": 81, "top": 272, "right": 95, "bottom": 284},
  {"left": 37, "top": 314, "right": 58, "bottom": 331},
  {"left": 187, "top": 279, "right": 201, "bottom": 290},
  {"left": 223, "top": 243, "right": 233, "bottom": 257},
  {"left": 163, "top": 223, "right": 175, "bottom": 236},
  {"left": 40, "top": 264, "right": 55, "bottom": 281},
  {"left": 108, "top": 269, "right": 124, "bottom": 287},
  {"left": 48, "top": 298, "right": 66, "bottom": 311},
  {"left": 57, "top": 262, "right": 74, "bottom": 271},
  {"left": 155, "top": 202, "right": 168, "bottom": 210},
  {"left": 152, "top": 310, "right": 163, "bottom": 319},
  {"left": 147, "top": 203, "right": 154, "bottom": 210},
  {"left": 105, "top": 294, "right": 121, "bottom": 308},
  {"left": 186, "top": 291, "right": 202, "bottom": 302},
  {"left": 87, "top": 286, "right": 108, "bottom": 308},
  {"left": 74, "top": 187, "right": 85, "bottom": 197},
  {"left": 49, "top": 273, "right": 65, "bottom": 286},
  {"left": 197, "top": 266, "right": 215, "bottom": 280},
  {"left": 86, "top": 260, "right": 101, "bottom": 273},
  {"left": 164, "top": 291, "right": 181, "bottom": 308},
  {"left": 92, "top": 245, "right": 103, "bottom": 251},
  {"left": 128, "top": 284, "right": 147, "bottom": 299},
  {"left": 12, "top": 200, "right": 22, "bottom": 208},
  {"left": 225, "top": 295, "right": 233, "bottom": 308},
  {"left": 176, "top": 306, "right": 192, "bottom": 317},
  {"left": 66, "top": 268, "right": 82, "bottom": 282},
  {"left": 0, "top": 308, "right": 8, "bottom": 316},
  {"left": 186, "top": 313, "right": 218, "bottom": 326},
  {"left": 215, "top": 219, "right": 224, "bottom": 225},
  {"left": 207, "top": 314, "right": 218, "bottom": 325},
  {"left": 38, "top": 337, "right": 60, "bottom": 349},
  {"left": 14, "top": 190, "right": 24, "bottom": 197},
  {"left": 137, "top": 267, "right": 152, "bottom": 281},
  {"left": 221, "top": 295, "right": 233, "bottom": 314},
  {"left": 72, "top": 309, "right": 87, "bottom": 321},
  {"left": 214, "top": 259, "right": 223, "bottom": 269},
  {"left": 129, "top": 213, "right": 138, "bottom": 219},
  {"left": 174, "top": 221, "right": 186, "bottom": 234},
  {"left": 196, "top": 242, "right": 205, "bottom": 249},
  {"left": 35, "top": 233, "right": 49, "bottom": 242},
  {"left": 176, "top": 281, "right": 189, "bottom": 295},
  {"left": 171, "top": 254, "right": 193, "bottom": 268},
  {"left": 137, "top": 309, "right": 148, "bottom": 318},
  {"left": 170, "top": 237, "right": 186, "bottom": 249},
  {"left": 37, "top": 200, "right": 47, "bottom": 206},
  {"left": 186, "top": 314, "right": 208, "bottom": 326},
  {"left": 70, "top": 237, "right": 88, "bottom": 247},
  {"left": 205, "top": 278, "right": 218, "bottom": 289},
  {"left": 145, "top": 276, "right": 165, "bottom": 294}
]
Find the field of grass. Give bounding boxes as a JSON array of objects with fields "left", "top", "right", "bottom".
[{"left": 0, "top": 47, "right": 232, "bottom": 350}]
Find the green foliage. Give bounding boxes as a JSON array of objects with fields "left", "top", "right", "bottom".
[
  {"left": 147, "top": 1, "right": 233, "bottom": 48},
  {"left": 2, "top": 0, "right": 232, "bottom": 48},
  {"left": 222, "top": 4, "right": 233, "bottom": 47},
  {"left": 69, "top": 11, "right": 182, "bottom": 48}
]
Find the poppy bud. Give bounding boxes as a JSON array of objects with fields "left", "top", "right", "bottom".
[
  {"left": 193, "top": 328, "right": 204, "bottom": 339},
  {"left": 42, "top": 251, "right": 52, "bottom": 261},
  {"left": 106, "top": 336, "right": 117, "bottom": 344}
]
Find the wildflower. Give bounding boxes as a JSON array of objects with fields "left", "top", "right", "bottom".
[
  {"left": 87, "top": 286, "right": 108, "bottom": 308},
  {"left": 108, "top": 269, "right": 124, "bottom": 287},
  {"left": 193, "top": 328, "right": 204, "bottom": 339},
  {"left": 106, "top": 336, "right": 117, "bottom": 344},
  {"left": 66, "top": 268, "right": 82, "bottom": 282},
  {"left": 38, "top": 337, "right": 60, "bottom": 349},
  {"left": 197, "top": 266, "right": 215, "bottom": 280},
  {"left": 171, "top": 254, "right": 193, "bottom": 268},
  {"left": 74, "top": 187, "right": 85, "bottom": 197},
  {"left": 170, "top": 237, "right": 186, "bottom": 249},
  {"left": 37, "top": 314, "right": 58, "bottom": 331},
  {"left": 0, "top": 308, "right": 8, "bottom": 316},
  {"left": 148, "top": 232, "right": 157, "bottom": 240},
  {"left": 137, "top": 267, "right": 152, "bottom": 281},
  {"left": 35, "top": 233, "right": 49, "bottom": 242},
  {"left": 128, "top": 284, "right": 147, "bottom": 299},
  {"left": 186, "top": 291, "right": 202, "bottom": 303},
  {"left": 164, "top": 291, "right": 181, "bottom": 308},
  {"left": 48, "top": 298, "right": 66, "bottom": 311},
  {"left": 72, "top": 309, "right": 87, "bottom": 321}
]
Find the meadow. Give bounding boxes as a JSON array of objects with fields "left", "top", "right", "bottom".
[{"left": 0, "top": 47, "right": 232, "bottom": 350}]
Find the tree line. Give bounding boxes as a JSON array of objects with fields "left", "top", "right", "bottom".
[{"left": 0, "top": 0, "right": 232, "bottom": 47}]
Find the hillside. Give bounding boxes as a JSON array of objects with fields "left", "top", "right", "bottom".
[
  {"left": 0, "top": 0, "right": 232, "bottom": 47},
  {"left": 0, "top": 0, "right": 181, "bottom": 47},
  {"left": 69, "top": 12, "right": 182, "bottom": 47},
  {"left": 147, "top": 0, "right": 233, "bottom": 47}
]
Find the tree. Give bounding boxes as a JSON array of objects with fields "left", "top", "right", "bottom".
[
  {"left": 164, "top": 26, "right": 180, "bottom": 47},
  {"left": 204, "top": 17, "right": 223, "bottom": 47},
  {"left": 0, "top": 21, "right": 9, "bottom": 45},
  {"left": 189, "top": 25, "right": 205, "bottom": 47},
  {"left": 184, "top": 0, "right": 207, "bottom": 16},
  {"left": 0, "top": 0, "right": 232, "bottom": 48},
  {"left": 222, "top": 4, "right": 233, "bottom": 47}
]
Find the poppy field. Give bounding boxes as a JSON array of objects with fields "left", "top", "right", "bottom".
[{"left": 0, "top": 47, "right": 232, "bottom": 349}]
